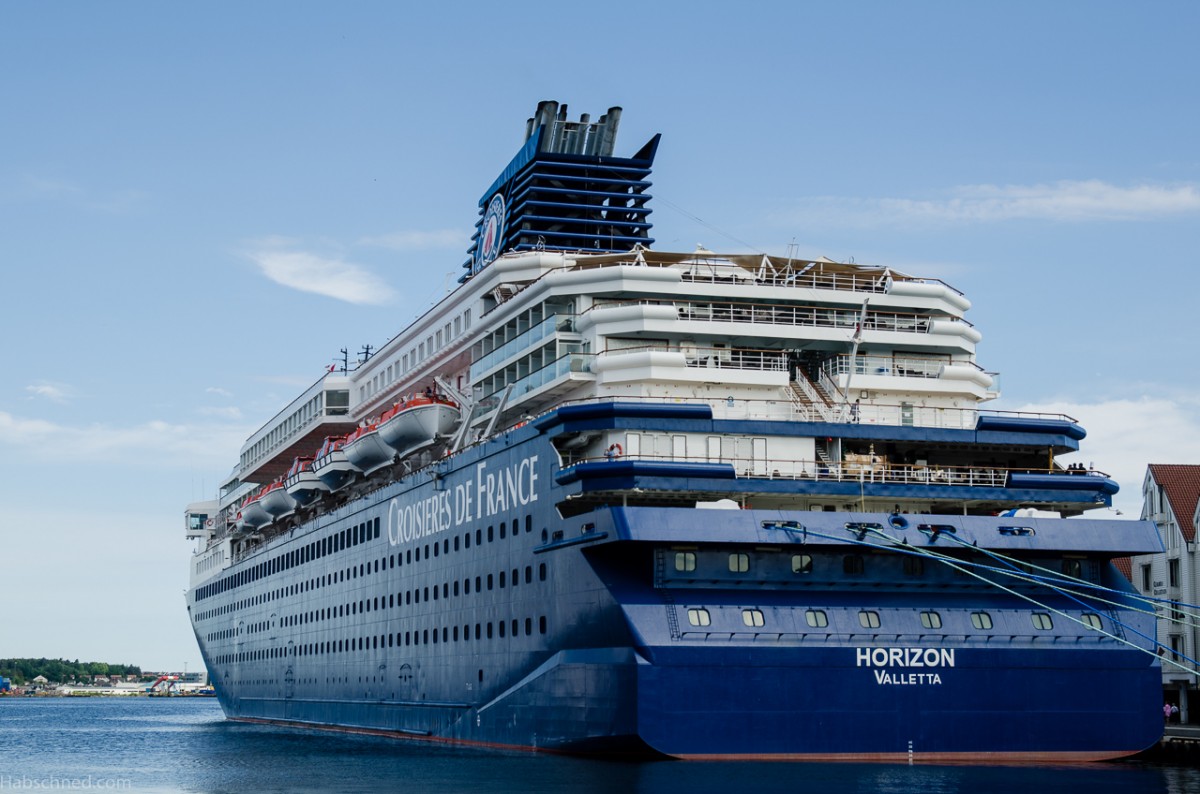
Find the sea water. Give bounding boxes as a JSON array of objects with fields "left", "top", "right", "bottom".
[{"left": 0, "top": 698, "right": 1195, "bottom": 794}]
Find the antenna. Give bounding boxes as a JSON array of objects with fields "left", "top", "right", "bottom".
[
  {"left": 358, "top": 344, "right": 375, "bottom": 365},
  {"left": 336, "top": 348, "right": 350, "bottom": 373}
]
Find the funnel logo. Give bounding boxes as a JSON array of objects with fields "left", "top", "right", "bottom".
[{"left": 478, "top": 193, "right": 506, "bottom": 268}]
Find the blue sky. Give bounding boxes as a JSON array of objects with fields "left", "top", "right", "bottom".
[{"left": 1, "top": 2, "right": 1197, "bottom": 671}]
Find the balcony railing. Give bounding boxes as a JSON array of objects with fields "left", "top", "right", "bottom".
[
  {"left": 561, "top": 452, "right": 1107, "bottom": 490},
  {"left": 601, "top": 344, "right": 788, "bottom": 372},
  {"left": 471, "top": 313, "right": 575, "bottom": 380},
  {"left": 589, "top": 298, "right": 961, "bottom": 335}
]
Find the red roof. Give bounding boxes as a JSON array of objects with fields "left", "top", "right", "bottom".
[
  {"left": 1111, "top": 557, "right": 1132, "bottom": 582},
  {"left": 1147, "top": 463, "right": 1200, "bottom": 543}
]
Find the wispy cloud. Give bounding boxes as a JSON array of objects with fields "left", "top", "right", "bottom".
[
  {"left": 206, "top": 386, "right": 233, "bottom": 398},
  {"left": 26, "top": 381, "right": 70, "bottom": 404},
  {"left": 787, "top": 180, "right": 1200, "bottom": 228},
  {"left": 243, "top": 240, "right": 395, "bottom": 305},
  {"left": 0, "top": 409, "right": 253, "bottom": 469},
  {"left": 198, "top": 406, "right": 243, "bottom": 420},
  {"left": 359, "top": 229, "right": 466, "bottom": 250},
  {"left": 14, "top": 176, "right": 148, "bottom": 213},
  {"left": 1011, "top": 395, "right": 1200, "bottom": 518}
]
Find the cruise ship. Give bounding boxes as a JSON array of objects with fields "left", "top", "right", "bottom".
[{"left": 184, "top": 101, "right": 1163, "bottom": 761}]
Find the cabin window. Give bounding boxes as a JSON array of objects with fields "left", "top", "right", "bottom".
[
  {"left": 687, "top": 608, "right": 711, "bottom": 627},
  {"left": 805, "top": 610, "right": 828, "bottom": 628},
  {"left": 742, "top": 609, "right": 765, "bottom": 627},
  {"left": 919, "top": 611, "right": 942, "bottom": 629},
  {"left": 728, "top": 553, "right": 750, "bottom": 573},
  {"left": 858, "top": 611, "right": 881, "bottom": 629},
  {"left": 674, "top": 552, "right": 697, "bottom": 572},
  {"left": 1031, "top": 613, "right": 1053, "bottom": 630},
  {"left": 1082, "top": 613, "right": 1103, "bottom": 631},
  {"left": 791, "top": 554, "right": 813, "bottom": 574},
  {"left": 843, "top": 555, "right": 865, "bottom": 575},
  {"left": 1062, "top": 558, "right": 1083, "bottom": 578},
  {"left": 903, "top": 556, "right": 924, "bottom": 577}
]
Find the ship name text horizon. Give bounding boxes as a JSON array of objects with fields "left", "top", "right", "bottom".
[{"left": 387, "top": 456, "right": 539, "bottom": 545}]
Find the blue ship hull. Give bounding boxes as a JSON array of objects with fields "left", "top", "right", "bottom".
[{"left": 190, "top": 417, "right": 1164, "bottom": 760}]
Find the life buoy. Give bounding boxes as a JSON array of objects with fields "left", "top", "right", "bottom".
[
  {"left": 205, "top": 518, "right": 215, "bottom": 529},
  {"left": 605, "top": 443, "right": 623, "bottom": 458},
  {"left": 889, "top": 514, "right": 908, "bottom": 529}
]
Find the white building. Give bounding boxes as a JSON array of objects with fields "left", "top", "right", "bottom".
[{"left": 1131, "top": 463, "right": 1200, "bottom": 723}]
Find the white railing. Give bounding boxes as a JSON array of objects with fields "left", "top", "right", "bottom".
[
  {"left": 589, "top": 298, "right": 952, "bottom": 334},
  {"left": 560, "top": 453, "right": 1085, "bottom": 490}
]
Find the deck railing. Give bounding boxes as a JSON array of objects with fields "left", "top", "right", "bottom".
[{"left": 560, "top": 452, "right": 1107, "bottom": 489}]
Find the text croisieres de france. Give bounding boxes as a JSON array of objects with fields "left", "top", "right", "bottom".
[{"left": 387, "top": 456, "right": 538, "bottom": 546}]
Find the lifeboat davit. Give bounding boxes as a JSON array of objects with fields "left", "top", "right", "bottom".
[
  {"left": 377, "top": 395, "right": 461, "bottom": 458},
  {"left": 342, "top": 422, "right": 395, "bottom": 475},
  {"left": 284, "top": 455, "right": 327, "bottom": 508},
  {"left": 258, "top": 479, "right": 296, "bottom": 518},
  {"left": 238, "top": 489, "right": 272, "bottom": 529},
  {"left": 311, "top": 435, "right": 360, "bottom": 491}
]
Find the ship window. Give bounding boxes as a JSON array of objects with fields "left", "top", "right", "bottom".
[
  {"left": 675, "top": 552, "right": 697, "bottom": 572},
  {"left": 843, "top": 555, "right": 865, "bottom": 575},
  {"left": 687, "top": 608, "right": 711, "bottom": 627},
  {"left": 465, "top": 532, "right": 471, "bottom": 549},
  {"left": 1062, "top": 558, "right": 1083, "bottom": 578},
  {"left": 919, "top": 611, "right": 942, "bottom": 629},
  {"left": 526, "top": 515, "right": 532, "bottom": 534},
  {"left": 464, "top": 578, "right": 471, "bottom": 595},
  {"left": 453, "top": 581, "right": 459, "bottom": 597},
  {"left": 539, "top": 563, "right": 547, "bottom": 582},
  {"left": 454, "top": 537, "right": 460, "bottom": 552},
  {"left": 728, "top": 553, "right": 750, "bottom": 573},
  {"left": 525, "top": 566, "right": 533, "bottom": 584},
  {"left": 487, "top": 574, "right": 493, "bottom": 591},
  {"left": 476, "top": 576, "right": 481, "bottom": 591},
  {"left": 903, "top": 557, "right": 924, "bottom": 577},
  {"left": 742, "top": 609, "right": 765, "bottom": 627},
  {"left": 499, "top": 571, "right": 506, "bottom": 588},
  {"left": 858, "top": 611, "right": 881, "bottom": 629},
  {"left": 488, "top": 526, "right": 494, "bottom": 542},
  {"left": 1082, "top": 613, "right": 1103, "bottom": 631},
  {"left": 433, "top": 543, "right": 439, "bottom": 558},
  {"left": 1031, "top": 613, "right": 1053, "bottom": 630},
  {"left": 476, "top": 529, "right": 482, "bottom": 546},
  {"left": 374, "top": 518, "right": 381, "bottom": 539},
  {"left": 805, "top": 610, "right": 828, "bottom": 628},
  {"left": 791, "top": 554, "right": 813, "bottom": 574},
  {"left": 487, "top": 623, "right": 493, "bottom": 639}
]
